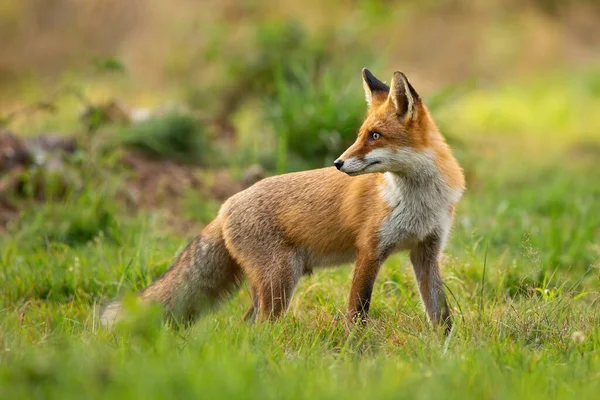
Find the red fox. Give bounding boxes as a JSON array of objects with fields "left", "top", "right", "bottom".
[{"left": 101, "top": 69, "right": 465, "bottom": 333}]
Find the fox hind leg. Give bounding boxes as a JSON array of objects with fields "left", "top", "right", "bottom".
[
  {"left": 221, "top": 209, "right": 304, "bottom": 322},
  {"left": 241, "top": 251, "right": 303, "bottom": 321},
  {"left": 256, "top": 270, "right": 300, "bottom": 320}
]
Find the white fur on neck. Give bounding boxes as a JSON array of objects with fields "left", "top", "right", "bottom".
[{"left": 376, "top": 149, "right": 463, "bottom": 256}]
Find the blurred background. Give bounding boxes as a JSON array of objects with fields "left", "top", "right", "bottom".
[
  {"left": 2, "top": 0, "right": 600, "bottom": 163},
  {"left": 2, "top": 4, "right": 600, "bottom": 396},
  {"left": 1, "top": 0, "right": 599, "bottom": 283}
]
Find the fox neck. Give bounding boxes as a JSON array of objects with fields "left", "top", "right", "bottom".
[
  {"left": 377, "top": 144, "right": 463, "bottom": 239},
  {"left": 381, "top": 123, "right": 464, "bottom": 199},
  {"left": 381, "top": 166, "right": 458, "bottom": 208},
  {"left": 376, "top": 160, "right": 462, "bottom": 257}
]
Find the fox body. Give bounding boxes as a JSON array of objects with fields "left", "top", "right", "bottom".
[{"left": 101, "top": 69, "right": 465, "bottom": 332}]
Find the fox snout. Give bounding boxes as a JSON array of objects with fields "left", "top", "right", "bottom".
[
  {"left": 334, "top": 143, "right": 365, "bottom": 175},
  {"left": 333, "top": 155, "right": 372, "bottom": 176}
]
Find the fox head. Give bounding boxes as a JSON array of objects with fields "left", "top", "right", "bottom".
[{"left": 334, "top": 69, "right": 435, "bottom": 176}]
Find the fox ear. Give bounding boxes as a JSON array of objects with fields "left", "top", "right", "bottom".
[
  {"left": 362, "top": 68, "right": 390, "bottom": 106},
  {"left": 388, "top": 71, "right": 420, "bottom": 121}
]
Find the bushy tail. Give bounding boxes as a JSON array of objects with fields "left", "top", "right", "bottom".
[{"left": 100, "top": 218, "right": 242, "bottom": 327}]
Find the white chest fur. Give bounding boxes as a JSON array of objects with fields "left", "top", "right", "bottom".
[{"left": 376, "top": 162, "right": 462, "bottom": 257}]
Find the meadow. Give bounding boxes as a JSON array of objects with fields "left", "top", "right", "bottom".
[{"left": 1, "top": 1, "right": 600, "bottom": 399}]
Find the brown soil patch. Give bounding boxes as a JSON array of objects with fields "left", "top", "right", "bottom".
[
  {"left": 118, "top": 151, "right": 264, "bottom": 233},
  {"left": 0, "top": 130, "right": 265, "bottom": 233}
]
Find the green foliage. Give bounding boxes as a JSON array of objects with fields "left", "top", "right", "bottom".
[
  {"left": 119, "top": 112, "right": 213, "bottom": 165},
  {"left": 190, "top": 20, "right": 329, "bottom": 115},
  {"left": 15, "top": 190, "right": 121, "bottom": 247},
  {"left": 265, "top": 65, "right": 366, "bottom": 172},
  {"left": 221, "top": 21, "right": 331, "bottom": 102},
  {"left": 93, "top": 57, "right": 126, "bottom": 74},
  {"left": 182, "top": 191, "right": 221, "bottom": 225},
  {"left": 195, "top": 20, "right": 376, "bottom": 172},
  {"left": 436, "top": 68, "right": 600, "bottom": 143}
]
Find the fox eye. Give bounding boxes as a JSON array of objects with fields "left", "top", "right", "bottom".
[{"left": 369, "top": 132, "right": 381, "bottom": 141}]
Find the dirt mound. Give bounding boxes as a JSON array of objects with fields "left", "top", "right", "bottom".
[
  {"left": 121, "top": 151, "right": 264, "bottom": 207},
  {"left": 0, "top": 130, "right": 265, "bottom": 232}
]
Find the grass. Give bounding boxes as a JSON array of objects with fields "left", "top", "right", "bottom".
[
  {"left": 1, "top": 68, "right": 600, "bottom": 399},
  {"left": 117, "top": 111, "right": 214, "bottom": 165}
]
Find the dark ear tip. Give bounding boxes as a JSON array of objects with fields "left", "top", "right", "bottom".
[{"left": 363, "top": 68, "right": 390, "bottom": 94}]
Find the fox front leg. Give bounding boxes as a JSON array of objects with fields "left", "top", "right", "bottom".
[
  {"left": 346, "top": 252, "right": 382, "bottom": 328},
  {"left": 410, "top": 233, "right": 452, "bottom": 334}
]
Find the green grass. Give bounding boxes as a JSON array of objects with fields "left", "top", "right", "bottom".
[
  {"left": 1, "top": 69, "right": 600, "bottom": 399},
  {"left": 117, "top": 111, "right": 215, "bottom": 165}
]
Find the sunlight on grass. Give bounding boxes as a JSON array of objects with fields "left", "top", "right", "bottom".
[{"left": 439, "top": 68, "right": 600, "bottom": 148}]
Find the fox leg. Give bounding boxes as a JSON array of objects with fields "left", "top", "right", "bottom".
[
  {"left": 409, "top": 233, "right": 452, "bottom": 334},
  {"left": 222, "top": 211, "right": 304, "bottom": 321},
  {"left": 346, "top": 251, "right": 382, "bottom": 326},
  {"left": 247, "top": 252, "right": 302, "bottom": 321},
  {"left": 256, "top": 275, "right": 298, "bottom": 320},
  {"left": 256, "top": 271, "right": 301, "bottom": 321}
]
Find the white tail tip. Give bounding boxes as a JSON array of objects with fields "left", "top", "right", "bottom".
[{"left": 100, "top": 301, "right": 124, "bottom": 327}]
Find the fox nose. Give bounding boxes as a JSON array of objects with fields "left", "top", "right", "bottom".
[{"left": 333, "top": 159, "right": 344, "bottom": 170}]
